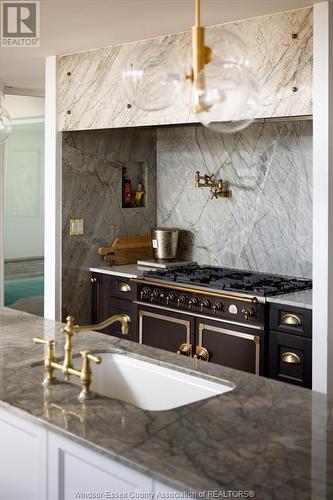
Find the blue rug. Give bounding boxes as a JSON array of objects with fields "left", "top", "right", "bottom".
[{"left": 5, "top": 276, "right": 44, "bottom": 306}]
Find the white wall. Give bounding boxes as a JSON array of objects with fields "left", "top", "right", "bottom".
[
  {"left": 5, "top": 95, "right": 44, "bottom": 120},
  {"left": 44, "top": 57, "right": 62, "bottom": 321},
  {"left": 312, "top": 1, "right": 333, "bottom": 395}
]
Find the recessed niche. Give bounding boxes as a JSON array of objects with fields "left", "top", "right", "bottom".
[{"left": 121, "top": 161, "right": 147, "bottom": 209}]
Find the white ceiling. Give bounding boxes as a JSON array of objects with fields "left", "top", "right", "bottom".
[{"left": 0, "top": 0, "right": 317, "bottom": 93}]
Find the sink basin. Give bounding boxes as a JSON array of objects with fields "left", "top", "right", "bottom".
[{"left": 73, "top": 352, "right": 234, "bottom": 411}]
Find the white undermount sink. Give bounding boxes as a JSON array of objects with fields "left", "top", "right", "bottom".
[{"left": 73, "top": 352, "right": 234, "bottom": 411}]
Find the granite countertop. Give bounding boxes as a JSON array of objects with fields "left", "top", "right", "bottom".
[
  {"left": 89, "top": 264, "right": 149, "bottom": 278},
  {"left": 267, "top": 289, "right": 312, "bottom": 309},
  {"left": 0, "top": 308, "right": 331, "bottom": 498}
]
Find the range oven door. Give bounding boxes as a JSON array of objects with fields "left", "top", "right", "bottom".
[
  {"left": 138, "top": 306, "right": 195, "bottom": 356},
  {"left": 196, "top": 320, "right": 264, "bottom": 375}
]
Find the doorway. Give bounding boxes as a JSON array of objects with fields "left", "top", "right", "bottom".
[{"left": 3, "top": 94, "right": 44, "bottom": 316}]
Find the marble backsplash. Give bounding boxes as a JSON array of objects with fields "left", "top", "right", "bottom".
[
  {"left": 156, "top": 121, "right": 312, "bottom": 278},
  {"left": 62, "top": 128, "right": 156, "bottom": 322},
  {"left": 62, "top": 120, "right": 312, "bottom": 321}
]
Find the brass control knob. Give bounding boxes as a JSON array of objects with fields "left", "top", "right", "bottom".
[
  {"left": 200, "top": 299, "right": 211, "bottom": 312},
  {"left": 188, "top": 297, "right": 199, "bottom": 309},
  {"left": 140, "top": 287, "right": 151, "bottom": 300},
  {"left": 166, "top": 292, "right": 176, "bottom": 305},
  {"left": 213, "top": 302, "right": 223, "bottom": 314},
  {"left": 194, "top": 346, "right": 210, "bottom": 362},
  {"left": 177, "top": 343, "right": 192, "bottom": 357},
  {"left": 150, "top": 289, "right": 160, "bottom": 302},
  {"left": 177, "top": 295, "right": 187, "bottom": 307},
  {"left": 242, "top": 307, "right": 255, "bottom": 320},
  {"left": 90, "top": 277, "right": 97, "bottom": 283}
]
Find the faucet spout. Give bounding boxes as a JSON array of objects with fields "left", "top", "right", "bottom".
[
  {"left": 59, "top": 313, "right": 130, "bottom": 379},
  {"left": 76, "top": 314, "right": 131, "bottom": 335}
]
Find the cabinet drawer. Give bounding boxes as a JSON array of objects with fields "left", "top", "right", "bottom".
[
  {"left": 110, "top": 297, "right": 138, "bottom": 342},
  {"left": 268, "top": 331, "right": 312, "bottom": 388},
  {"left": 111, "top": 276, "right": 137, "bottom": 300},
  {"left": 269, "top": 303, "right": 312, "bottom": 338}
]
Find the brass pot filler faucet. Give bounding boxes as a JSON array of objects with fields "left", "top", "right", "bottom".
[{"left": 33, "top": 314, "right": 130, "bottom": 402}]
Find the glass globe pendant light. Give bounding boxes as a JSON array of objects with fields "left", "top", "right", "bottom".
[
  {"left": 120, "top": 0, "right": 261, "bottom": 133},
  {"left": 121, "top": 44, "right": 185, "bottom": 111},
  {"left": 0, "top": 90, "right": 12, "bottom": 144},
  {"left": 194, "top": 58, "right": 261, "bottom": 133},
  {"left": 190, "top": 0, "right": 261, "bottom": 133}
]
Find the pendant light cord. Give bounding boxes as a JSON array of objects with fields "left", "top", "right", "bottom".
[{"left": 195, "top": 0, "right": 201, "bottom": 27}]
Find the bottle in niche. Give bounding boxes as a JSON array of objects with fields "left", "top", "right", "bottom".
[{"left": 122, "top": 165, "right": 132, "bottom": 208}]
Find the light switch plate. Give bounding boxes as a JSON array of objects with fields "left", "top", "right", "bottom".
[{"left": 69, "top": 218, "right": 84, "bottom": 236}]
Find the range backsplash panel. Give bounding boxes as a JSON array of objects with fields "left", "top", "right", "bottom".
[
  {"left": 62, "top": 128, "right": 156, "bottom": 322},
  {"left": 156, "top": 121, "right": 312, "bottom": 278}
]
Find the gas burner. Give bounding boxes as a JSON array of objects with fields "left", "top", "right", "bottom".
[{"left": 142, "top": 265, "right": 312, "bottom": 297}]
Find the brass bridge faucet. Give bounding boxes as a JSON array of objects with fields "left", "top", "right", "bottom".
[{"left": 33, "top": 313, "right": 130, "bottom": 401}]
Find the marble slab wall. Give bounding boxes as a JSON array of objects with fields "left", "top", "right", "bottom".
[
  {"left": 58, "top": 7, "right": 312, "bottom": 131},
  {"left": 156, "top": 121, "right": 312, "bottom": 278},
  {"left": 62, "top": 128, "right": 156, "bottom": 323}
]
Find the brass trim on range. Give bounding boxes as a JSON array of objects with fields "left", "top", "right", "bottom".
[
  {"left": 118, "top": 282, "right": 131, "bottom": 293},
  {"left": 133, "top": 300, "right": 264, "bottom": 331},
  {"left": 133, "top": 279, "right": 261, "bottom": 304},
  {"left": 138, "top": 309, "right": 191, "bottom": 345},
  {"left": 281, "top": 351, "right": 301, "bottom": 364},
  {"left": 198, "top": 322, "right": 261, "bottom": 375},
  {"left": 281, "top": 313, "right": 302, "bottom": 326}
]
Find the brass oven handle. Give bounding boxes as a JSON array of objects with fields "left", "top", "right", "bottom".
[
  {"left": 194, "top": 346, "right": 210, "bottom": 362},
  {"left": 177, "top": 343, "right": 192, "bottom": 357},
  {"left": 281, "top": 313, "right": 302, "bottom": 326},
  {"left": 281, "top": 351, "right": 301, "bottom": 364},
  {"left": 118, "top": 282, "right": 131, "bottom": 293}
]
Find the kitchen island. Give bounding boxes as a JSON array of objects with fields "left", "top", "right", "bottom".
[{"left": 0, "top": 308, "right": 330, "bottom": 499}]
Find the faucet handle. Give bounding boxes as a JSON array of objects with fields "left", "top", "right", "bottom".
[
  {"left": 33, "top": 338, "right": 58, "bottom": 386},
  {"left": 80, "top": 351, "right": 102, "bottom": 365},
  {"left": 33, "top": 337, "right": 56, "bottom": 347},
  {"left": 77, "top": 351, "right": 102, "bottom": 402}
]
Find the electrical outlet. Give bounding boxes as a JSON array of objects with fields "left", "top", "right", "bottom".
[{"left": 69, "top": 218, "right": 84, "bottom": 236}]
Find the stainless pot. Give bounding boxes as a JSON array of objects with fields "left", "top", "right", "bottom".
[{"left": 152, "top": 228, "right": 180, "bottom": 261}]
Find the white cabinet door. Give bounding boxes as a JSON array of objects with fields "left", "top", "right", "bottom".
[
  {"left": 0, "top": 407, "right": 48, "bottom": 500},
  {"left": 48, "top": 431, "right": 153, "bottom": 500}
]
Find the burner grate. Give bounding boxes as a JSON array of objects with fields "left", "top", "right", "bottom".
[{"left": 143, "top": 265, "right": 312, "bottom": 297}]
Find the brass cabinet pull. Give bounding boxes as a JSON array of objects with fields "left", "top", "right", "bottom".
[
  {"left": 177, "top": 343, "right": 192, "bottom": 357},
  {"left": 90, "top": 277, "right": 97, "bottom": 283},
  {"left": 281, "top": 351, "right": 301, "bottom": 364},
  {"left": 281, "top": 313, "right": 302, "bottom": 326},
  {"left": 194, "top": 346, "right": 210, "bottom": 362},
  {"left": 118, "top": 282, "right": 131, "bottom": 293}
]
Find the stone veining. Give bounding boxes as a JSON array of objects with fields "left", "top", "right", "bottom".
[
  {"left": 58, "top": 8, "right": 312, "bottom": 131},
  {"left": 62, "top": 128, "right": 157, "bottom": 323},
  {"left": 0, "top": 308, "right": 332, "bottom": 497},
  {"left": 156, "top": 120, "right": 312, "bottom": 278}
]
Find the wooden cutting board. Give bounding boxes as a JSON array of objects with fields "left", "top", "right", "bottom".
[
  {"left": 103, "top": 247, "right": 154, "bottom": 266},
  {"left": 98, "top": 235, "right": 152, "bottom": 256}
]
